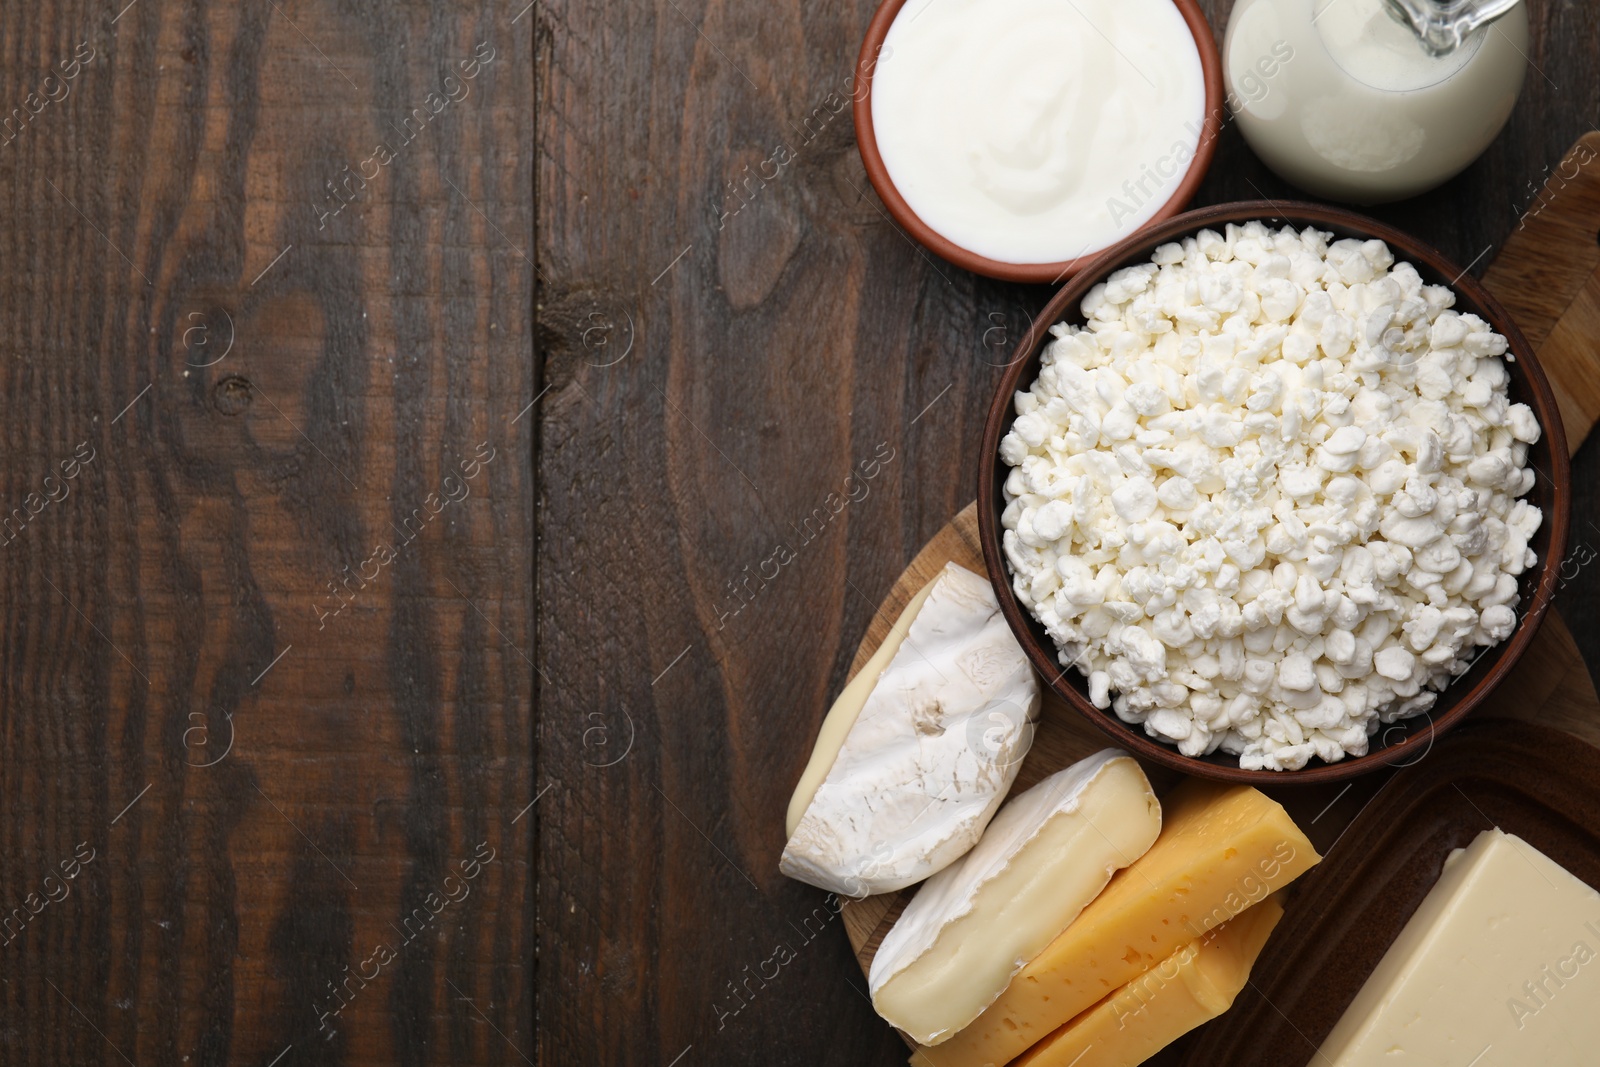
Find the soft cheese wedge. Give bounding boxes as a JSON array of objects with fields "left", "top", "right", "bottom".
[
  {"left": 1004, "top": 895, "right": 1284, "bottom": 1067},
  {"left": 870, "top": 751, "right": 1161, "bottom": 1045},
  {"left": 781, "top": 563, "right": 1041, "bottom": 897},
  {"left": 1319, "top": 829, "right": 1600, "bottom": 1065},
  {"left": 913, "top": 780, "right": 1319, "bottom": 1067}
]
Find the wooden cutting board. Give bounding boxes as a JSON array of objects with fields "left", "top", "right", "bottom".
[{"left": 836, "top": 132, "right": 1600, "bottom": 1052}]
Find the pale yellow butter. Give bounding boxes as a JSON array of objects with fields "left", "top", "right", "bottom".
[{"left": 1320, "top": 828, "right": 1600, "bottom": 1065}]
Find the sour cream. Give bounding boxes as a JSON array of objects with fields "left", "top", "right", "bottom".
[{"left": 870, "top": 0, "right": 1208, "bottom": 266}]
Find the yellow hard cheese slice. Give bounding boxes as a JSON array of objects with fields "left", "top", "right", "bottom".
[
  {"left": 912, "top": 780, "right": 1319, "bottom": 1067},
  {"left": 1003, "top": 895, "right": 1284, "bottom": 1067}
]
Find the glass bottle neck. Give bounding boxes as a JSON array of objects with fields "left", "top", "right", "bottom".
[{"left": 1385, "top": 0, "right": 1522, "bottom": 55}]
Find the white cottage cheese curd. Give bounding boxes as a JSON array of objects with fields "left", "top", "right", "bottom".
[{"left": 1000, "top": 222, "right": 1542, "bottom": 770}]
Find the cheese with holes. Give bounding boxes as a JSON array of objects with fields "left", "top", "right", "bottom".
[
  {"left": 1007, "top": 895, "right": 1284, "bottom": 1067},
  {"left": 871, "top": 751, "right": 1161, "bottom": 1045},
  {"left": 913, "top": 780, "right": 1319, "bottom": 1067},
  {"left": 1319, "top": 828, "right": 1600, "bottom": 1065},
  {"left": 781, "top": 563, "right": 1041, "bottom": 897}
]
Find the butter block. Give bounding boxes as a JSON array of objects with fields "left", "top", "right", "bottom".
[
  {"left": 871, "top": 751, "right": 1161, "bottom": 1046},
  {"left": 1319, "top": 828, "right": 1600, "bottom": 1065},
  {"left": 1004, "top": 895, "right": 1284, "bottom": 1067},
  {"left": 914, "top": 780, "right": 1320, "bottom": 1067},
  {"left": 782, "top": 563, "right": 1041, "bottom": 896}
]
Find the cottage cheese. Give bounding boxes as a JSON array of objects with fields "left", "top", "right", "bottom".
[{"left": 1000, "top": 222, "right": 1542, "bottom": 770}]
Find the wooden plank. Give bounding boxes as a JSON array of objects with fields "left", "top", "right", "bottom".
[
  {"left": 1481, "top": 132, "right": 1600, "bottom": 351},
  {"left": 1483, "top": 131, "right": 1600, "bottom": 450},
  {"left": 1541, "top": 281, "right": 1600, "bottom": 452},
  {"left": 0, "top": 3, "right": 532, "bottom": 1064},
  {"left": 534, "top": 0, "right": 990, "bottom": 1061}
]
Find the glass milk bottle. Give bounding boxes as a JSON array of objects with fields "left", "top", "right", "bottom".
[{"left": 1224, "top": 0, "right": 1528, "bottom": 203}]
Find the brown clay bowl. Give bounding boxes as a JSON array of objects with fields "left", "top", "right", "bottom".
[
  {"left": 852, "top": 0, "right": 1225, "bottom": 284},
  {"left": 977, "top": 201, "right": 1571, "bottom": 784}
]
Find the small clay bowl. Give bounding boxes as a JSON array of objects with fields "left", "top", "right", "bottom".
[
  {"left": 977, "top": 201, "right": 1571, "bottom": 784},
  {"left": 852, "top": 0, "right": 1225, "bottom": 284}
]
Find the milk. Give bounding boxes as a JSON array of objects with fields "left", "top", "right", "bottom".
[{"left": 1224, "top": 0, "right": 1528, "bottom": 203}]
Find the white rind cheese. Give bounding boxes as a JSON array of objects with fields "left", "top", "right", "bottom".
[
  {"left": 780, "top": 563, "right": 1041, "bottom": 897},
  {"left": 869, "top": 750, "right": 1161, "bottom": 1045},
  {"left": 785, "top": 575, "right": 942, "bottom": 839}
]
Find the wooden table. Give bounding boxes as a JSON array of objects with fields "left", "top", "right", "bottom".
[
  {"left": 4, "top": 0, "right": 1591, "bottom": 1065},
  {"left": 0, "top": 3, "right": 531, "bottom": 1064}
]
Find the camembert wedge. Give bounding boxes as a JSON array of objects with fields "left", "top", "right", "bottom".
[
  {"left": 871, "top": 751, "right": 1161, "bottom": 1045},
  {"left": 781, "top": 563, "right": 1040, "bottom": 897}
]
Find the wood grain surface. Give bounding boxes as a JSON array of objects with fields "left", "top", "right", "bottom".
[
  {"left": 534, "top": 0, "right": 1600, "bottom": 1062},
  {"left": 0, "top": 3, "right": 532, "bottom": 1065},
  {"left": 1483, "top": 133, "right": 1600, "bottom": 445}
]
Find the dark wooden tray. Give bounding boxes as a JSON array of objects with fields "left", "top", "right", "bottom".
[{"left": 1182, "top": 718, "right": 1600, "bottom": 1066}]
